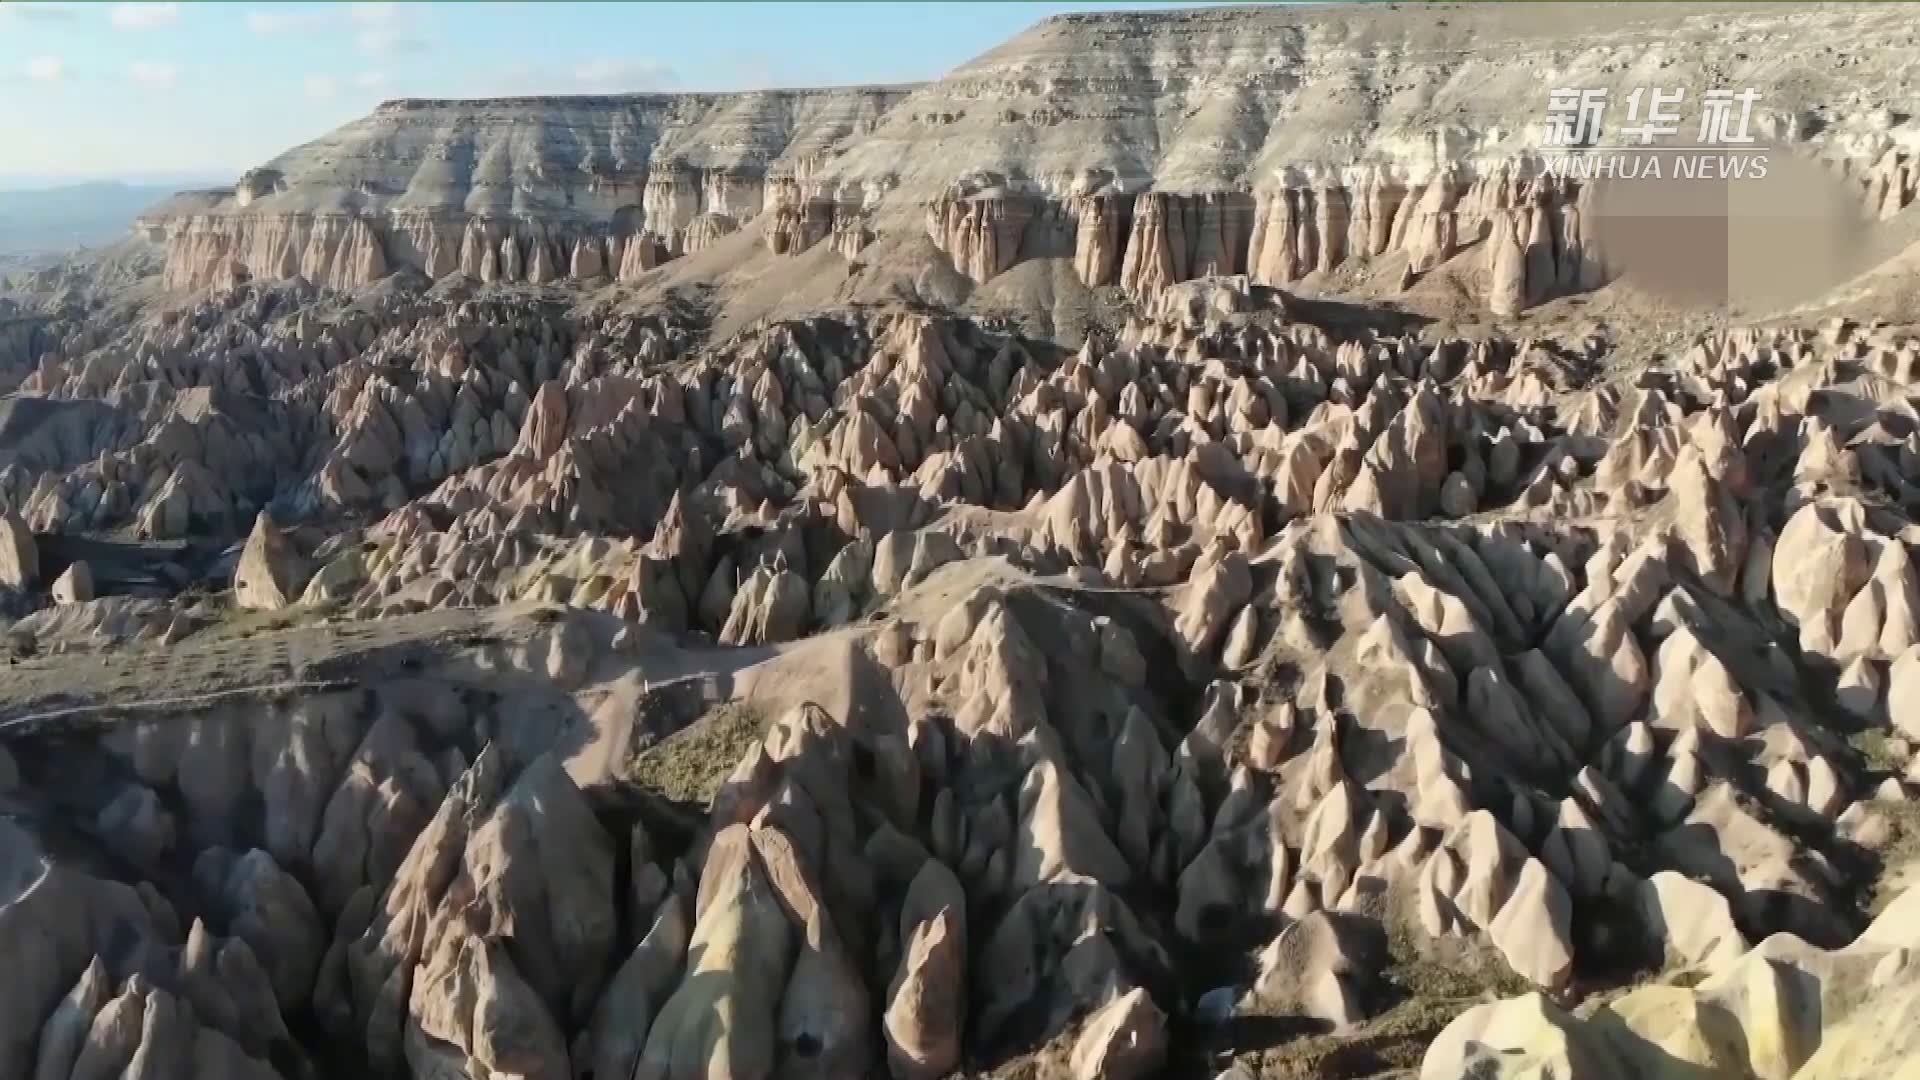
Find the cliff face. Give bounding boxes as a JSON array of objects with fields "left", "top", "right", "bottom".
[
  {"left": 141, "top": 88, "right": 907, "bottom": 290},
  {"left": 894, "top": 2, "right": 1920, "bottom": 306},
  {"left": 141, "top": 3, "right": 1920, "bottom": 310}
]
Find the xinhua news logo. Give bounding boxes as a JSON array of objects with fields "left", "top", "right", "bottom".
[{"left": 1541, "top": 87, "right": 1772, "bottom": 180}]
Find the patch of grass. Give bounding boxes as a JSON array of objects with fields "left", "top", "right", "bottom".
[
  {"left": 1220, "top": 915, "right": 1535, "bottom": 1079},
  {"left": 1385, "top": 915, "right": 1533, "bottom": 1003},
  {"left": 626, "top": 701, "right": 770, "bottom": 806},
  {"left": 1236, "top": 995, "right": 1467, "bottom": 1079},
  {"left": 1849, "top": 728, "right": 1906, "bottom": 776},
  {"left": 188, "top": 596, "right": 312, "bottom": 644},
  {"left": 1866, "top": 799, "right": 1920, "bottom": 916}
]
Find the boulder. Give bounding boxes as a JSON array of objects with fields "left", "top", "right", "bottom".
[
  {"left": 0, "top": 510, "right": 36, "bottom": 588},
  {"left": 51, "top": 560, "right": 94, "bottom": 604},
  {"left": 884, "top": 861, "right": 967, "bottom": 1080},
  {"left": 1069, "top": 988, "right": 1166, "bottom": 1080},
  {"left": 1771, "top": 501, "right": 1869, "bottom": 658},
  {"left": 1420, "top": 993, "right": 1615, "bottom": 1080},
  {"left": 1637, "top": 871, "right": 1746, "bottom": 973},
  {"left": 587, "top": 896, "right": 689, "bottom": 1080},
  {"left": 233, "top": 512, "right": 311, "bottom": 611},
  {"left": 639, "top": 825, "right": 792, "bottom": 1080},
  {"left": 1486, "top": 858, "right": 1576, "bottom": 992}
]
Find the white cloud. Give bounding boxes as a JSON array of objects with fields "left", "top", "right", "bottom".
[
  {"left": 303, "top": 74, "right": 338, "bottom": 100},
  {"left": 129, "top": 61, "right": 179, "bottom": 89},
  {"left": 347, "top": 2, "right": 398, "bottom": 26},
  {"left": 0, "top": 3, "right": 83, "bottom": 23},
  {"left": 354, "top": 71, "right": 389, "bottom": 90},
  {"left": 573, "top": 58, "right": 676, "bottom": 93},
  {"left": 246, "top": 5, "right": 423, "bottom": 55},
  {"left": 245, "top": 8, "right": 330, "bottom": 35},
  {"left": 110, "top": 2, "right": 178, "bottom": 30},
  {"left": 26, "top": 56, "right": 64, "bottom": 82},
  {"left": 345, "top": 1, "right": 426, "bottom": 54},
  {"left": 355, "top": 27, "right": 427, "bottom": 56}
]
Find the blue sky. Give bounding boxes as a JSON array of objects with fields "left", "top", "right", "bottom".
[{"left": 0, "top": 1, "right": 1243, "bottom": 187}]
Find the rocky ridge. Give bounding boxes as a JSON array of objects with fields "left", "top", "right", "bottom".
[
  {"left": 1, "top": 255, "right": 1919, "bottom": 1078},
  {"left": 1423, "top": 885, "right": 1920, "bottom": 1079},
  {"left": 138, "top": 4, "right": 1920, "bottom": 313},
  {"left": 140, "top": 87, "right": 909, "bottom": 292},
  {"left": 5, "top": 4, "right": 1920, "bottom": 1080}
]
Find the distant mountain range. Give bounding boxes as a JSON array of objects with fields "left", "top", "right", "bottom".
[{"left": 0, "top": 180, "right": 218, "bottom": 256}]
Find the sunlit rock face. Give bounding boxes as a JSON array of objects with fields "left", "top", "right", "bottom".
[
  {"left": 139, "top": 5, "right": 1919, "bottom": 311},
  {"left": 142, "top": 87, "right": 908, "bottom": 290},
  {"left": 8, "top": 6, "right": 1920, "bottom": 1080}
]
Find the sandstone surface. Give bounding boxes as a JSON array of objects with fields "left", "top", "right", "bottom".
[{"left": 5, "top": 5, "right": 1920, "bottom": 1080}]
